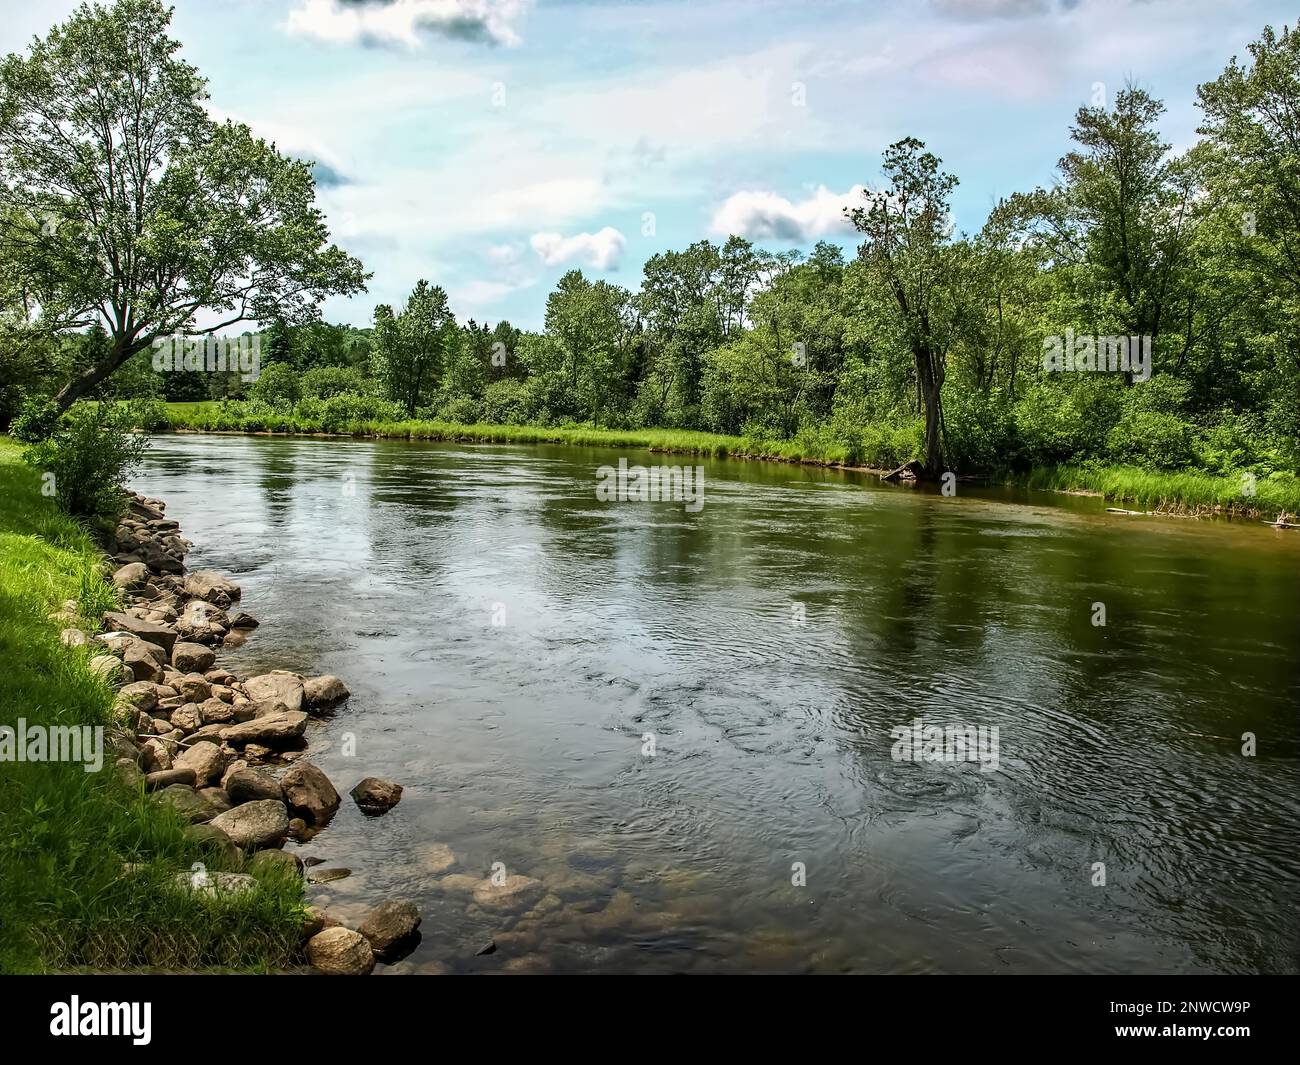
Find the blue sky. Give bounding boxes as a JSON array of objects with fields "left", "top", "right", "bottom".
[{"left": 1, "top": 0, "right": 1294, "bottom": 329}]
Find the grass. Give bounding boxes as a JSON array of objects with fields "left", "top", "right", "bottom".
[
  {"left": 1023, "top": 464, "right": 1300, "bottom": 519},
  {"left": 0, "top": 436, "right": 308, "bottom": 973},
  {"left": 161, "top": 401, "right": 1300, "bottom": 519}
]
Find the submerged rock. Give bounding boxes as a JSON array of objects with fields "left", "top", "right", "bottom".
[
  {"left": 358, "top": 899, "right": 422, "bottom": 959},
  {"left": 350, "top": 776, "right": 402, "bottom": 815}
]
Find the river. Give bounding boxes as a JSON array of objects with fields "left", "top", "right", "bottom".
[{"left": 135, "top": 433, "right": 1300, "bottom": 974}]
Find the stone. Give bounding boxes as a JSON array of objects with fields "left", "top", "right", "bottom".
[
  {"left": 60, "top": 628, "right": 88, "bottom": 648},
  {"left": 183, "top": 570, "right": 241, "bottom": 605},
  {"left": 209, "top": 798, "right": 289, "bottom": 849},
  {"left": 350, "top": 777, "right": 402, "bottom": 815},
  {"left": 225, "top": 766, "right": 283, "bottom": 805},
  {"left": 112, "top": 562, "right": 150, "bottom": 590},
  {"left": 472, "top": 874, "right": 546, "bottom": 914},
  {"left": 221, "top": 711, "right": 308, "bottom": 747},
  {"left": 155, "top": 783, "right": 220, "bottom": 824},
  {"left": 145, "top": 767, "right": 196, "bottom": 790},
  {"left": 117, "top": 681, "right": 163, "bottom": 713},
  {"left": 250, "top": 849, "right": 303, "bottom": 876},
  {"left": 422, "top": 843, "right": 458, "bottom": 875},
  {"left": 198, "top": 697, "right": 234, "bottom": 724},
  {"left": 197, "top": 787, "right": 232, "bottom": 815},
  {"left": 357, "top": 899, "right": 422, "bottom": 959},
  {"left": 172, "top": 641, "right": 215, "bottom": 673},
  {"left": 303, "top": 675, "right": 350, "bottom": 709},
  {"left": 122, "top": 641, "right": 165, "bottom": 683},
  {"left": 115, "top": 758, "right": 144, "bottom": 789},
  {"left": 176, "top": 674, "right": 213, "bottom": 702},
  {"left": 173, "top": 741, "right": 225, "bottom": 786},
  {"left": 306, "top": 928, "right": 374, "bottom": 976},
  {"left": 184, "top": 822, "right": 241, "bottom": 863},
  {"left": 435, "top": 874, "right": 480, "bottom": 898},
  {"left": 243, "top": 672, "right": 305, "bottom": 713},
  {"left": 141, "top": 738, "right": 173, "bottom": 772},
  {"left": 280, "top": 761, "right": 341, "bottom": 825},
  {"left": 171, "top": 702, "right": 203, "bottom": 732},
  {"left": 228, "top": 612, "right": 259, "bottom": 630},
  {"left": 307, "top": 867, "right": 351, "bottom": 884},
  {"left": 103, "top": 611, "right": 177, "bottom": 654},
  {"left": 89, "top": 654, "right": 130, "bottom": 685}
]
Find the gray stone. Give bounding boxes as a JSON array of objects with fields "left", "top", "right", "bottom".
[
  {"left": 306, "top": 927, "right": 374, "bottom": 975},
  {"left": 209, "top": 798, "right": 289, "bottom": 849}
]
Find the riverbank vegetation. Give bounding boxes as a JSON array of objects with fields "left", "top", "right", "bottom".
[{"left": 0, "top": 437, "right": 307, "bottom": 972}]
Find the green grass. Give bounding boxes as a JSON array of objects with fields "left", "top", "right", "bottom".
[
  {"left": 1023, "top": 464, "right": 1300, "bottom": 518},
  {"left": 161, "top": 401, "right": 1300, "bottom": 519},
  {"left": 0, "top": 436, "right": 308, "bottom": 973}
]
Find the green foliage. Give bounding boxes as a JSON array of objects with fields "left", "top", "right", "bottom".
[
  {"left": 248, "top": 363, "right": 301, "bottom": 409},
  {"left": 301, "top": 365, "right": 370, "bottom": 399},
  {"left": 22, "top": 402, "right": 147, "bottom": 520},
  {"left": 9, "top": 396, "right": 61, "bottom": 443}
]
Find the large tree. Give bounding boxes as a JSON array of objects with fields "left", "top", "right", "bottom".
[
  {"left": 847, "top": 137, "right": 962, "bottom": 477},
  {"left": 371, "top": 280, "right": 456, "bottom": 416},
  {"left": 0, "top": 0, "right": 368, "bottom": 410}
]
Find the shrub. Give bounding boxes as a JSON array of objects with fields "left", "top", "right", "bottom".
[
  {"left": 434, "top": 396, "right": 483, "bottom": 424},
  {"left": 482, "top": 378, "right": 534, "bottom": 425},
  {"left": 942, "top": 388, "right": 1017, "bottom": 472},
  {"left": 9, "top": 397, "right": 62, "bottom": 443},
  {"left": 314, "top": 392, "right": 404, "bottom": 430},
  {"left": 23, "top": 402, "right": 148, "bottom": 520},
  {"left": 301, "top": 366, "right": 370, "bottom": 399},
  {"left": 247, "top": 362, "right": 300, "bottom": 408},
  {"left": 1106, "top": 410, "right": 1199, "bottom": 469}
]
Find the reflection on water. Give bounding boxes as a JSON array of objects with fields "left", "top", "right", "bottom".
[{"left": 138, "top": 434, "right": 1300, "bottom": 974}]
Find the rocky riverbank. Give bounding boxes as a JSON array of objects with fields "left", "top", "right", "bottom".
[{"left": 73, "top": 490, "right": 416, "bottom": 974}]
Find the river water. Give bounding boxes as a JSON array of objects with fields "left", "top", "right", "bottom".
[{"left": 136, "top": 433, "right": 1300, "bottom": 974}]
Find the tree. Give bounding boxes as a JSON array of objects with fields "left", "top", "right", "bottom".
[
  {"left": 370, "top": 280, "right": 455, "bottom": 415},
  {"left": 847, "top": 137, "right": 962, "bottom": 476},
  {"left": 542, "top": 270, "right": 636, "bottom": 426},
  {"left": 0, "top": 0, "right": 368, "bottom": 410}
]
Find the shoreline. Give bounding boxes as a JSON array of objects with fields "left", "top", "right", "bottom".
[{"left": 155, "top": 416, "right": 1298, "bottom": 525}]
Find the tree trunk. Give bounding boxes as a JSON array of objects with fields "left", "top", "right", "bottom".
[{"left": 53, "top": 334, "right": 144, "bottom": 411}]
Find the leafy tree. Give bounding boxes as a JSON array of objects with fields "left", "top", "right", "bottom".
[
  {"left": 370, "top": 280, "right": 456, "bottom": 415},
  {"left": 0, "top": 0, "right": 368, "bottom": 410}
]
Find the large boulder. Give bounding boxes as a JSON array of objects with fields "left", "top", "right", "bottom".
[
  {"left": 224, "top": 766, "right": 283, "bottom": 805},
  {"left": 209, "top": 799, "right": 289, "bottom": 849},
  {"left": 357, "top": 900, "right": 422, "bottom": 959},
  {"left": 175, "top": 674, "right": 212, "bottom": 703},
  {"left": 243, "top": 672, "right": 305, "bottom": 714},
  {"left": 306, "top": 927, "right": 374, "bottom": 976},
  {"left": 303, "top": 675, "right": 350, "bottom": 710},
  {"left": 122, "top": 640, "right": 166, "bottom": 683},
  {"left": 173, "top": 741, "right": 226, "bottom": 787},
  {"left": 280, "top": 761, "right": 341, "bottom": 825},
  {"left": 472, "top": 874, "right": 546, "bottom": 914},
  {"left": 350, "top": 777, "right": 402, "bottom": 816},
  {"left": 155, "top": 783, "right": 220, "bottom": 824},
  {"left": 221, "top": 711, "right": 307, "bottom": 748},
  {"left": 172, "top": 642, "right": 215, "bottom": 674},
  {"left": 183, "top": 570, "right": 241, "bottom": 606},
  {"left": 103, "top": 611, "right": 177, "bottom": 654}
]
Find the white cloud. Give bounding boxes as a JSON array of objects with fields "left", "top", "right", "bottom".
[
  {"left": 529, "top": 227, "right": 627, "bottom": 270},
  {"left": 710, "top": 185, "right": 867, "bottom": 241},
  {"left": 284, "top": 0, "right": 531, "bottom": 50}
]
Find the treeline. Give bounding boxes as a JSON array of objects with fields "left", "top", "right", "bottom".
[{"left": 7, "top": 22, "right": 1299, "bottom": 483}]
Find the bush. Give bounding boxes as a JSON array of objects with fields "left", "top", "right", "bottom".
[
  {"left": 312, "top": 392, "right": 404, "bottom": 430},
  {"left": 1106, "top": 410, "right": 1199, "bottom": 469},
  {"left": 1013, "top": 377, "right": 1123, "bottom": 466},
  {"left": 9, "top": 398, "right": 62, "bottom": 443},
  {"left": 942, "top": 388, "right": 1017, "bottom": 472},
  {"left": 434, "top": 396, "right": 483, "bottom": 424},
  {"left": 247, "top": 362, "right": 300, "bottom": 408},
  {"left": 22, "top": 402, "right": 148, "bottom": 520},
  {"left": 301, "top": 366, "right": 370, "bottom": 400},
  {"left": 482, "top": 378, "right": 535, "bottom": 425}
]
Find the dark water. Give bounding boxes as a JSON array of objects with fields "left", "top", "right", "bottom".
[{"left": 136, "top": 433, "right": 1300, "bottom": 974}]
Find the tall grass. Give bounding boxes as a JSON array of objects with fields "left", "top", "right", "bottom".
[
  {"left": 0, "top": 436, "right": 308, "bottom": 972},
  {"left": 1023, "top": 464, "right": 1300, "bottom": 517}
]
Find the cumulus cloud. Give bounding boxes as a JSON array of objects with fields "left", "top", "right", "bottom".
[
  {"left": 285, "top": 0, "right": 531, "bottom": 49},
  {"left": 529, "top": 227, "right": 627, "bottom": 270},
  {"left": 931, "top": 0, "right": 1051, "bottom": 17},
  {"left": 710, "top": 185, "right": 867, "bottom": 242}
]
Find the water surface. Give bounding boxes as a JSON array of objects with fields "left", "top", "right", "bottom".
[{"left": 137, "top": 433, "right": 1300, "bottom": 974}]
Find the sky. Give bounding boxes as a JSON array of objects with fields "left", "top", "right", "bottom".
[{"left": 0, "top": 0, "right": 1294, "bottom": 330}]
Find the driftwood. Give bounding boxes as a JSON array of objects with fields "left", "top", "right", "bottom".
[{"left": 881, "top": 460, "right": 924, "bottom": 483}]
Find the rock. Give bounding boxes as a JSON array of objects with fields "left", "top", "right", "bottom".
[
  {"left": 357, "top": 899, "right": 422, "bottom": 959},
  {"left": 183, "top": 570, "right": 241, "bottom": 606},
  {"left": 250, "top": 849, "right": 303, "bottom": 876},
  {"left": 170, "top": 870, "right": 258, "bottom": 899},
  {"left": 112, "top": 562, "right": 150, "bottom": 590},
  {"left": 197, "top": 787, "right": 232, "bottom": 815},
  {"left": 221, "top": 711, "right": 308, "bottom": 748},
  {"left": 306, "top": 927, "right": 374, "bottom": 976},
  {"left": 243, "top": 672, "right": 305, "bottom": 713},
  {"left": 303, "top": 675, "right": 350, "bottom": 709},
  {"left": 141, "top": 738, "right": 173, "bottom": 772},
  {"left": 122, "top": 641, "right": 165, "bottom": 683},
  {"left": 60, "top": 628, "right": 88, "bottom": 648},
  {"left": 115, "top": 757, "right": 144, "bottom": 789},
  {"left": 307, "top": 867, "right": 351, "bottom": 884},
  {"left": 155, "top": 783, "right": 220, "bottom": 824},
  {"left": 228, "top": 612, "right": 259, "bottom": 630},
  {"left": 287, "top": 817, "right": 310, "bottom": 841},
  {"left": 173, "top": 741, "right": 225, "bottom": 786},
  {"left": 423, "top": 843, "right": 458, "bottom": 875},
  {"left": 117, "top": 681, "right": 163, "bottom": 713},
  {"left": 472, "top": 874, "right": 546, "bottom": 914},
  {"left": 209, "top": 798, "right": 289, "bottom": 849},
  {"left": 89, "top": 654, "right": 130, "bottom": 685},
  {"left": 198, "top": 697, "right": 234, "bottom": 724},
  {"left": 475, "top": 940, "right": 498, "bottom": 956},
  {"left": 183, "top": 822, "right": 241, "bottom": 863},
  {"left": 182, "top": 722, "right": 229, "bottom": 745},
  {"left": 145, "top": 767, "right": 196, "bottom": 790},
  {"left": 350, "top": 777, "right": 402, "bottom": 815},
  {"left": 225, "top": 766, "right": 283, "bottom": 805},
  {"left": 103, "top": 611, "right": 177, "bottom": 654},
  {"left": 172, "top": 642, "right": 215, "bottom": 673},
  {"left": 171, "top": 703, "right": 203, "bottom": 732},
  {"left": 436, "top": 874, "right": 481, "bottom": 898},
  {"left": 176, "top": 674, "right": 213, "bottom": 702},
  {"left": 280, "top": 762, "right": 341, "bottom": 825}
]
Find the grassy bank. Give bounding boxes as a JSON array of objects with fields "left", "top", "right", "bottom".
[
  {"left": 161, "top": 402, "right": 1300, "bottom": 520},
  {"left": 0, "top": 436, "right": 306, "bottom": 973}
]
